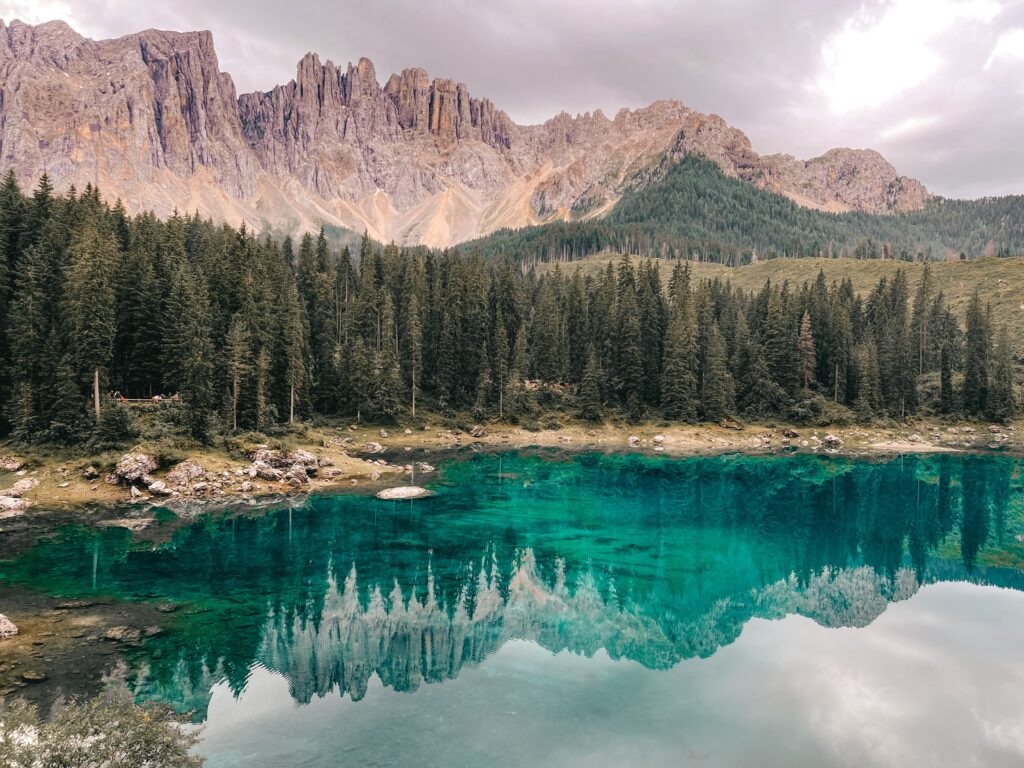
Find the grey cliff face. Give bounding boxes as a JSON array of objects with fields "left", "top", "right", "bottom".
[{"left": 0, "top": 19, "right": 930, "bottom": 246}]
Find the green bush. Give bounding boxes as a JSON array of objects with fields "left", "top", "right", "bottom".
[{"left": 788, "top": 394, "right": 856, "bottom": 427}]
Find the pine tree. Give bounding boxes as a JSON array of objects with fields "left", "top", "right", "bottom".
[
  {"left": 493, "top": 305, "right": 510, "bottom": 420},
  {"left": 854, "top": 339, "right": 883, "bottom": 417},
  {"left": 910, "top": 263, "right": 934, "bottom": 373},
  {"left": 163, "top": 263, "right": 214, "bottom": 439},
  {"left": 64, "top": 220, "right": 118, "bottom": 422},
  {"left": 762, "top": 291, "right": 798, "bottom": 399},
  {"left": 225, "top": 316, "right": 250, "bottom": 431},
  {"left": 987, "top": 324, "right": 1016, "bottom": 423},
  {"left": 939, "top": 342, "right": 955, "bottom": 415},
  {"left": 701, "top": 322, "right": 734, "bottom": 422},
  {"left": 404, "top": 291, "right": 423, "bottom": 418},
  {"left": 798, "top": 310, "right": 816, "bottom": 389},
  {"left": 961, "top": 291, "right": 990, "bottom": 416},
  {"left": 615, "top": 283, "right": 645, "bottom": 419},
  {"left": 281, "top": 282, "right": 309, "bottom": 424},
  {"left": 660, "top": 308, "right": 698, "bottom": 421},
  {"left": 578, "top": 349, "right": 603, "bottom": 422}
]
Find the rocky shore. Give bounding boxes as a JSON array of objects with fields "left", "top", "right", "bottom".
[{"left": 0, "top": 420, "right": 1020, "bottom": 519}]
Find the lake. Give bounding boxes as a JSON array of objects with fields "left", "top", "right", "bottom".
[{"left": 2, "top": 450, "right": 1024, "bottom": 767}]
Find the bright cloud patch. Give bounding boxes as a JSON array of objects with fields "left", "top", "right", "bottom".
[
  {"left": 820, "top": 0, "right": 1002, "bottom": 113},
  {"left": 986, "top": 27, "right": 1024, "bottom": 66},
  {"left": 0, "top": 0, "right": 75, "bottom": 25}
]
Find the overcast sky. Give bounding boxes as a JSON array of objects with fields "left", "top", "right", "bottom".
[{"left": 2, "top": 0, "right": 1023, "bottom": 198}]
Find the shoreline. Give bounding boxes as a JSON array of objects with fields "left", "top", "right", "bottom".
[{"left": 1, "top": 419, "right": 1020, "bottom": 519}]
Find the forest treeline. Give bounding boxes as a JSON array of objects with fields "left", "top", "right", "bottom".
[
  {"left": 465, "top": 156, "right": 1024, "bottom": 266},
  {"left": 0, "top": 174, "right": 1017, "bottom": 447}
]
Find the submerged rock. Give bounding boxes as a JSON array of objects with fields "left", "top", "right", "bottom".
[
  {"left": 376, "top": 486, "right": 433, "bottom": 500},
  {"left": 104, "top": 626, "right": 142, "bottom": 643},
  {"left": 55, "top": 600, "right": 93, "bottom": 609}
]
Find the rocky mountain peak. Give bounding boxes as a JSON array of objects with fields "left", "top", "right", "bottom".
[{"left": 0, "top": 19, "right": 932, "bottom": 246}]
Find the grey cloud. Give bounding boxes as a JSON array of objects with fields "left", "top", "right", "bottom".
[{"left": 2, "top": 0, "right": 1022, "bottom": 198}]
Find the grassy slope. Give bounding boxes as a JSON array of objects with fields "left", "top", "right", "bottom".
[{"left": 548, "top": 255, "right": 1024, "bottom": 349}]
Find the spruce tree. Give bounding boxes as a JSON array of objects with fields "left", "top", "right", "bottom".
[
  {"left": 225, "top": 315, "right": 251, "bottom": 431},
  {"left": 987, "top": 324, "right": 1016, "bottom": 423},
  {"left": 701, "top": 323, "right": 734, "bottom": 422},
  {"left": 163, "top": 263, "right": 214, "bottom": 439},
  {"left": 854, "top": 339, "right": 883, "bottom": 417},
  {"left": 404, "top": 291, "right": 423, "bottom": 418},
  {"left": 281, "top": 283, "right": 309, "bottom": 424},
  {"left": 578, "top": 349, "right": 603, "bottom": 423},
  {"left": 939, "top": 343, "right": 955, "bottom": 415},
  {"left": 798, "top": 310, "right": 816, "bottom": 389},
  {"left": 64, "top": 221, "right": 118, "bottom": 422},
  {"left": 660, "top": 308, "right": 698, "bottom": 421},
  {"left": 961, "top": 291, "right": 990, "bottom": 416}
]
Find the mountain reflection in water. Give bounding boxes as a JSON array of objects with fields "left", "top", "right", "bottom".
[{"left": 3, "top": 451, "right": 1022, "bottom": 720}]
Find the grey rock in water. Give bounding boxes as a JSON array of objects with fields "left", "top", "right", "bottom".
[{"left": 0, "top": 613, "right": 18, "bottom": 640}]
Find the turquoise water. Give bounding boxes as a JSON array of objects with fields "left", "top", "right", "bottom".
[{"left": 4, "top": 451, "right": 1024, "bottom": 766}]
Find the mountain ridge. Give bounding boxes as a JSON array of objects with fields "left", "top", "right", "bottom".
[{"left": 0, "top": 18, "right": 930, "bottom": 247}]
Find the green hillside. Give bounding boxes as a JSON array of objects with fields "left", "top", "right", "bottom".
[
  {"left": 550, "top": 255, "right": 1024, "bottom": 349},
  {"left": 466, "top": 156, "right": 1024, "bottom": 264}
]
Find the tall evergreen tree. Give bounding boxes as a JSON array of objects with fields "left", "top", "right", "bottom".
[
  {"left": 64, "top": 220, "right": 118, "bottom": 421},
  {"left": 987, "top": 324, "right": 1016, "bottom": 423},
  {"left": 962, "top": 291, "right": 990, "bottom": 416}
]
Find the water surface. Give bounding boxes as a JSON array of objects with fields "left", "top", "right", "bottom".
[{"left": 3, "top": 451, "right": 1023, "bottom": 767}]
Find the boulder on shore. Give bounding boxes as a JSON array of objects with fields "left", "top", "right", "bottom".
[
  {"left": 0, "top": 613, "right": 18, "bottom": 640},
  {"left": 251, "top": 461, "right": 283, "bottom": 482},
  {"left": 115, "top": 453, "right": 158, "bottom": 484},
  {"left": 287, "top": 449, "right": 319, "bottom": 468},
  {"left": 0, "top": 456, "right": 26, "bottom": 472},
  {"left": 0, "top": 496, "right": 30, "bottom": 516},
  {"left": 7, "top": 477, "right": 38, "bottom": 497},
  {"left": 147, "top": 480, "right": 173, "bottom": 496},
  {"left": 165, "top": 459, "right": 205, "bottom": 488}
]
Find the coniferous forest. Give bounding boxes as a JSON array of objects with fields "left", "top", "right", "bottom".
[
  {"left": 467, "top": 157, "right": 1024, "bottom": 265},
  {"left": 0, "top": 173, "right": 1017, "bottom": 449}
]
